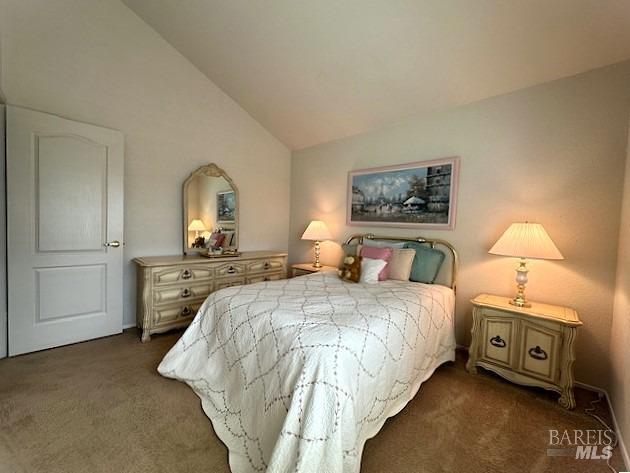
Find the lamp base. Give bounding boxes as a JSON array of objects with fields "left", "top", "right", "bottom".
[
  {"left": 510, "top": 259, "right": 531, "bottom": 308},
  {"left": 312, "top": 240, "right": 322, "bottom": 268},
  {"left": 509, "top": 298, "right": 532, "bottom": 308}
]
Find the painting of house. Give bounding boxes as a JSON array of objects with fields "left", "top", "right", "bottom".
[{"left": 347, "top": 157, "right": 459, "bottom": 229}]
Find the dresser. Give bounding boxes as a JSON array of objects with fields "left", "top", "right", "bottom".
[
  {"left": 134, "top": 251, "right": 287, "bottom": 342},
  {"left": 466, "top": 294, "right": 582, "bottom": 409}
]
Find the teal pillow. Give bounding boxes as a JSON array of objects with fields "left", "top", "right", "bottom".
[
  {"left": 404, "top": 242, "right": 445, "bottom": 284},
  {"left": 342, "top": 243, "right": 360, "bottom": 257},
  {"left": 362, "top": 239, "right": 406, "bottom": 249}
]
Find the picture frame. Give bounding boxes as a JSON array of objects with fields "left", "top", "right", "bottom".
[
  {"left": 216, "top": 190, "right": 236, "bottom": 224},
  {"left": 347, "top": 156, "right": 460, "bottom": 230}
]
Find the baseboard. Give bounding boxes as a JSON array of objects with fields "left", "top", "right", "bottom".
[
  {"left": 574, "top": 381, "right": 630, "bottom": 470},
  {"left": 458, "top": 344, "right": 628, "bottom": 469},
  {"left": 123, "top": 323, "right": 136, "bottom": 330}
]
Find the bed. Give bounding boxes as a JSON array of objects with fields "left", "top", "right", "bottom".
[{"left": 158, "top": 235, "right": 458, "bottom": 473}]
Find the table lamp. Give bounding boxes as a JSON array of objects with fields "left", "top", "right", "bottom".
[
  {"left": 301, "top": 220, "right": 332, "bottom": 268},
  {"left": 488, "top": 222, "right": 563, "bottom": 308},
  {"left": 188, "top": 219, "right": 206, "bottom": 238}
]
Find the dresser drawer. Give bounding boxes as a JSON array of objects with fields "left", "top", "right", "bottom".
[
  {"left": 154, "top": 300, "right": 204, "bottom": 326},
  {"left": 246, "top": 258, "right": 285, "bottom": 274},
  {"left": 517, "top": 321, "right": 561, "bottom": 383},
  {"left": 216, "top": 277, "right": 246, "bottom": 290},
  {"left": 246, "top": 272, "right": 284, "bottom": 284},
  {"left": 153, "top": 266, "right": 213, "bottom": 286},
  {"left": 480, "top": 312, "right": 516, "bottom": 368},
  {"left": 153, "top": 282, "right": 213, "bottom": 305},
  {"left": 215, "top": 262, "right": 246, "bottom": 278}
]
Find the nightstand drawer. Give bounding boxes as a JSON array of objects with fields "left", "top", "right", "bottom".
[
  {"left": 518, "top": 321, "right": 561, "bottom": 383},
  {"left": 480, "top": 314, "right": 515, "bottom": 368}
]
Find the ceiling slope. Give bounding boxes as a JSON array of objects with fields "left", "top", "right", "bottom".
[{"left": 124, "top": 0, "right": 630, "bottom": 150}]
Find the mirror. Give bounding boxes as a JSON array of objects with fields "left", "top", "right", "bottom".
[{"left": 183, "top": 163, "right": 238, "bottom": 255}]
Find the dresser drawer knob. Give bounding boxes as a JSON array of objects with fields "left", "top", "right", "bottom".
[
  {"left": 490, "top": 335, "right": 506, "bottom": 348},
  {"left": 227, "top": 266, "right": 236, "bottom": 274},
  {"left": 181, "top": 269, "right": 192, "bottom": 280},
  {"left": 181, "top": 306, "right": 192, "bottom": 317},
  {"left": 528, "top": 345, "right": 548, "bottom": 360},
  {"left": 181, "top": 288, "right": 191, "bottom": 298},
  {"left": 263, "top": 261, "right": 271, "bottom": 270}
]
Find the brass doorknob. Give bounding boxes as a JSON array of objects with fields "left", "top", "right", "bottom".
[{"left": 105, "top": 240, "right": 121, "bottom": 248}]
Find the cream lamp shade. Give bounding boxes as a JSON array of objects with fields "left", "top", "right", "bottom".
[
  {"left": 489, "top": 222, "right": 563, "bottom": 308},
  {"left": 301, "top": 220, "right": 332, "bottom": 241},
  {"left": 188, "top": 219, "right": 206, "bottom": 239},
  {"left": 301, "top": 220, "right": 332, "bottom": 268},
  {"left": 488, "top": 223, "right": 563, "bottom": 260}
]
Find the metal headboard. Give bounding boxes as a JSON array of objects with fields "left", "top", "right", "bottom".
[{"left": 344, "top": 233, "right": 459, "bottom": 293}]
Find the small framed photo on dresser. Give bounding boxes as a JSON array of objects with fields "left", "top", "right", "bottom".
[{"left": 347, "top": 156, "right": 460, "bottom": 230}]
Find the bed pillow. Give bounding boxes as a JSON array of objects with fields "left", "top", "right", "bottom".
[
  {"left": 360, "top": 258, "right": 387, "bottom": 284},
  {"left": 362, "top": 239, "right": 406, "bottom": 249},
  {"left": 404, "top": 242, "right": 445, "bottom": 284},
  {"left": 338, "top": 255, "right": 362, "bottom": 283},
  {"left": 360, "top": 246, "right": 392, "bottom": 280},
  {"left": 388, "top": 248, "right": 416, "bottom": 281}
]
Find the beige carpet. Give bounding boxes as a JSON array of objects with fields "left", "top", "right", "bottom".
[{"left": 0, "top": 329, "right": 625, "bottom": 473}]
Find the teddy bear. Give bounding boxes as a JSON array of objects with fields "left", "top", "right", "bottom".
[{"left": 338, "top": 255, "right": 362, "bottom": 283}]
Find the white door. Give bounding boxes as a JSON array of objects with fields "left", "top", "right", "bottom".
[{"left": 7, "top": 106, "right": 124, "bottom": 356}]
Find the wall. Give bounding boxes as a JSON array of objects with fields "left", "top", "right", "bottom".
[
  {"left": 1, "top": 0, "right": 291, "bottom": 328},
  {"left": 610, "top": 121, "right": 630, "bottom": 464},
  {"left": 290, "top": 61, "right": 630, "bottom": 387},
  {"left": 0, "top": 105, "right": 5, "bottom": 358}
]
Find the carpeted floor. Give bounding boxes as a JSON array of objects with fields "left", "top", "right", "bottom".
[{"left": 0, "top": 329, "right": 625, "bottom": 473}]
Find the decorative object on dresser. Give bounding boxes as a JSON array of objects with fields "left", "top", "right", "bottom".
[
  {"left": 466, "top": 294, "right": 582, "bottom": 409},
  {"left": 301, "top": 220, "right": 332, "bottom": 268},
  {"left": 290, "top": 262, "right": 338, "bottom": 278},
  {"left": 134, "top": 251, "right": 287, "bottom": 342},
  {"left": 488, "top": 222, "right": 563, "bottom": 308},
  {"left": 183, "top": 163, "right": 239, "bottom": 255},
  {"left": 347, "top": 157, "right": 460, "bottom": 230}
]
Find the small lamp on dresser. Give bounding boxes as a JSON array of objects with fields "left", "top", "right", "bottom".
[
  {"left": 488, "top": 222, "right": 563, "bottom": 308},
  {"left": 301, "top": 220, "right": 332, "bottom": 268}
]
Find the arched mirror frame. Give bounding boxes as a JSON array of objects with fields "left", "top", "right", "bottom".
[{"left": 183, "top": 163, "right": 239, "bottom": 255}]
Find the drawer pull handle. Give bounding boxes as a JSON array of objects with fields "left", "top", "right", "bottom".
[
  {"left": 528, "top": 345, "right": 548, "bottom": 360},
  {"left": 181, "top": 306, "right": 192, "bottom": 317},
  {"left": 264, "top": 262, "right": 271, "bottom": 270},
  {"left": 181, "top": 269, "right": 192, "bottom": 280},
  {"left": 181, "top": 288, "right": 191, "bottom": 298},
  {"left": 264, "top": 277, "right": 269, "bottom": 281},
  {"left": 490, "top": 335, "right": 506, "bottom": 348},
  {"left": 227, "top": 266, "right": 236, "bottom": 274}
]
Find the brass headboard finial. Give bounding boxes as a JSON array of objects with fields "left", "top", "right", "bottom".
[{"left": 344, "top": 233, "right": 459, "bottom": 293}]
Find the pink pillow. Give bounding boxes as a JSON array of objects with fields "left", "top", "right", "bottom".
[{"left": 360, "top": 247, "right": 392, "bottom": 280}]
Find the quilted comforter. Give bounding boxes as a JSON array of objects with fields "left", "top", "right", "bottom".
[{"left": 158, "top": 272, "right": 456, "bottom": 473}]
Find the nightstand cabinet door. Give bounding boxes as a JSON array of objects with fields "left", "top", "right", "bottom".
[
  {"left": 518, "top": 321, "right": 561, "bottom": 383},
  {"left": 480, "top": 314, "right": 515, "bottom": 368}
]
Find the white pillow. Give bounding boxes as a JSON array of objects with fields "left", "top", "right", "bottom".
[{"left": 360, "top": 258, "right": 387, "bottom": 284}]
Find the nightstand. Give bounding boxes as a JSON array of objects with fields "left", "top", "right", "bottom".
[
  {"left": 291, "top": 263, "right": 338, "bottom": 278},
  {"left": 466, "top": 294, "right": 582, "bottom": 409}
]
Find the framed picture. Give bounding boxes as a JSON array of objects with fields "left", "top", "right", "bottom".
[
  {"left": 347, "top": 156, "right": 460, "bottom": 230},
  {"left": 217, "top": 190, "right": 236, "bottom": 223}
]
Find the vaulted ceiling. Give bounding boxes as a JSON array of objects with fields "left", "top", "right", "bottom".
[{"left": 123, "top": 0, "right": 630, "bottom": 150}]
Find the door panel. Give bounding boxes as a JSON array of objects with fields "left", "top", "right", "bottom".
[
  {"left": 480, "top": 315, "right": 515, "bottom": 368},
  {"left": 518, "top": 322, "right": 560, "bottom": 382},
  {"left": 7, "top": 106, "right": 124, "bottom": 355},
  {"left": 37, "top": 135, "right": 107, "bottom": 252}
]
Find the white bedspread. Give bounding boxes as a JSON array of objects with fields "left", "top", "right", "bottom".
[{"left": 158, "top": 272, "right": 456, "bottom": 473}]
